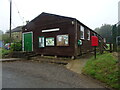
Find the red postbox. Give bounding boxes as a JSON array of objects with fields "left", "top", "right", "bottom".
[{"left": 91, "top": 36, "right": 98, "bottom": 46}]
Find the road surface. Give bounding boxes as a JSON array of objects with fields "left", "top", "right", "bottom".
[{"left": 2, "top": 60, "right": 107, "bottom": 88}]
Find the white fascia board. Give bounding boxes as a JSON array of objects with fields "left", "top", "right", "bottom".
[{"left": 42, "top": 28, "right": 60, "bottom": 32}]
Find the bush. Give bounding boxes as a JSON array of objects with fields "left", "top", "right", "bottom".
[
  {"left": 82, "top": 53, "right": 119, "bottom": 89},
  {"left": 2, "top": 48, "right": 10, "bottom": 57},
  {"left": 10, "top": 42, "right": 22, "bottom": 51}
]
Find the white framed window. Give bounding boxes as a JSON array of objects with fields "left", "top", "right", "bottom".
[
  {"left": 80, "top": 25, "right": 84, "bottom": 39},
  {"left": 94, "top": 33, "right": 96, "bottom": 36},
  {"left": 39, "top": 37, "right": 45, "bottom": 48},
  {"left": 87, "top": 30, "right": 90, "bottom": 40}
]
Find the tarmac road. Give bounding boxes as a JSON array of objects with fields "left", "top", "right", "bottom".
[{"left": 2, "top": 60, "right": 108, "bottom": 88}]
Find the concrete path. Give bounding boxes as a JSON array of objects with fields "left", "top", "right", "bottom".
[
  {"left": 1, "top": 56, "right": 111, "bottom": 89},
  {"left": 2, "top": 61, "right": 107, "bottom": 88},
  {"left": 1, "top": 56, "right": 89, "bottom": 75},
  {"left": 1, "top": 55, "right": 91, "bottom": 75},
  {"left": 66, "top": 59, "right": 88, "bottom": 74}
]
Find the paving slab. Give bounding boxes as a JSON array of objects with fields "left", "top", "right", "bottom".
[{"left": 66, "top": 59, "right": 88, "bottom": 74}]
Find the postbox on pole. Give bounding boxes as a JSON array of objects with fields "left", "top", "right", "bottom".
[
  {"left": 91, "top": 36, "right": 98, "bottom": 59},
  {"left": 91, "top": 36, "right": 98, "bottom": 46}
]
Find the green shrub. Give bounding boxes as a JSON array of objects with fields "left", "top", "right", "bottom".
[
  {"left": 10, "top": 42, "right": 22, "bottom": 51},
  {"left": 2, "top": 48, "right": 10, "bottom": 57},
  {"left": 82, "top": 53, "right": 119, "bottom": 89}
]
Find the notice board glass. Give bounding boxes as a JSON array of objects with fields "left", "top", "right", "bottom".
[
  {"left": 57, "top": 34, "right": 69, "bottom": 46},
  {"left": 39, "top": 37, "right": 45, "bottom": 48},
  {"left": 46, "top": 37, "right": 55, "bottom": 46}
]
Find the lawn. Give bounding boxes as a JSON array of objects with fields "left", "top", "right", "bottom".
[{"left": 82, "top": 52, "right": 119, "bottom": 89}]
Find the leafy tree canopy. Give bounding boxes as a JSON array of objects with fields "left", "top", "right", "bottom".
[{"left": 94, "top": 24, "right": 113, "bottom": 43}]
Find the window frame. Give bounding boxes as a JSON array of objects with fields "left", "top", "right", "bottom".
[
  {"left": 38, "top": 37, "right": 45, "bottom": 48},
  {"left": 46, "top": 37, "right": 55, "bottom": 46},
  {"left": 87, "top": 30, "right": 90, "bottom": 40},
  {"left": 80, "top": 25, "right": 85, "bottom": 39}
]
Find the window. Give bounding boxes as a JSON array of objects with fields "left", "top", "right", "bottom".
[
  {"left": 39, "top": 37, "right": 45, "bottom": 48},
  {"left": 87, "top": 30, "right": 90, "bottom": 40},
  {"left": 80, "top": 26, "right": 84, "bottom": 39},
  {"left": 94, "top": 33, "right": 96, "bottom": 36},
  {"left": 46, "top": 37, "right": 55, "bottom": 46},
  {"left": 57, "top": 34, "right": 69, "bottom": 46}
]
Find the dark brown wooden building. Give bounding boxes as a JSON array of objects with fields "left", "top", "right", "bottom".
[{"left": 22, "top": 12, "right": 105, "bottom": 58}]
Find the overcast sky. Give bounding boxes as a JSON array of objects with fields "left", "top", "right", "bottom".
[{"left": 0, "top": 0, "right": 119, "bottom": 33}]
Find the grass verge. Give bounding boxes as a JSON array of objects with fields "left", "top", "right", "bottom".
[{"left": 82, "top": 53, "right": 119, "bottom": 89}]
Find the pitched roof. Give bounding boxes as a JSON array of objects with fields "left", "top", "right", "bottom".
[
  {"left": 32, "top": 12, "right": 76, "bottom": 22},
  {"left": 25, "top": 12, "right": 103, "bottom": 39},
  {"left": 30, "top": 12, "right": 93, "bottom": 30},
  {"left": 6, "top": 26, "right": 23, "bottom": 33}
]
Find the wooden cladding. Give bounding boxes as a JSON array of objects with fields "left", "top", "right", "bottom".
[{"left": 22, "top": 12, "right": 104, "bottom": 57}]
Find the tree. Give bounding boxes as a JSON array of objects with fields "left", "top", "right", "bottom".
[
  {"left": 2, "top": 33, "right": 13, "bottom": 43},
  {"left": 94, "top": 24, "right": 113, "bottom": 43},
  {"left": 0, "top": 30, "right": 3, "bottom": 41}
]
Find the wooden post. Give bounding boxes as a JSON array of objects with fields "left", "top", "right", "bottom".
[
  {"left": 41, "top": 54, "right": 44, "bottom": 57},
  {"left": 55, "top": 55, "right": 57, "bottom": 58},
  {"left": 71, "top": 56, "right": 75, "bottom": 60},
  {"left": 94, "top": 46, "right": 96, "bottom": 59},
  {"left": 9, "top": 0, "right": 12, "bottom": 44},
  {"left": 80, "top": 46, "right": 82, "bottom": 55},
  {"left": 109, "top": 43, "right": 112, "bottom": 53}
]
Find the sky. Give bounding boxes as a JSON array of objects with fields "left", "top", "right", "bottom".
[{"left": 0, "top": 0, "right": 119, "bottom": 33}]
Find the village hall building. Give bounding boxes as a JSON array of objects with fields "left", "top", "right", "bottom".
[{"left": 22, "top": 12, "right": 105, "bottom": 58}]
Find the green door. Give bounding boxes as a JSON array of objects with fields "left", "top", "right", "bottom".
[{"left": 23, "top": 32, "right": 33, "bottom": 52}]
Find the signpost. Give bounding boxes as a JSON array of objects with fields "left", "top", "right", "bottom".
[{"left": 91, "top": 36, "right": 98, "bottom": 59}]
